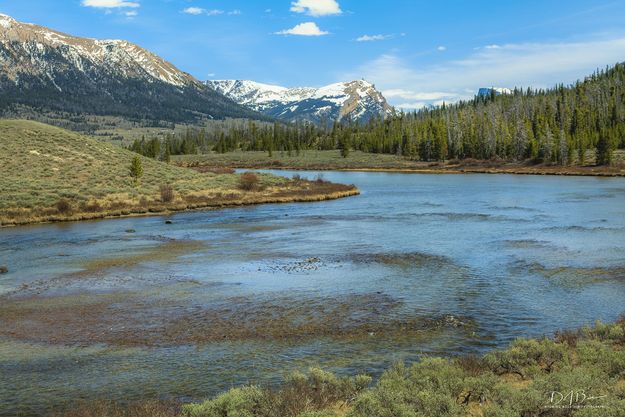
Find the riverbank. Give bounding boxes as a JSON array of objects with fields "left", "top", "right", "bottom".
[
  {"left": 0, "top": 121, "right": 358, "bottom": 227},
  {"left": 55, "top": 319, "right": 625, "bottom": 417},
  {"left": 176, "top": 150, "right": 625, "bottom": 177},
  {"left": 0, "top": 181, "right": 359, "bottom": 227}
]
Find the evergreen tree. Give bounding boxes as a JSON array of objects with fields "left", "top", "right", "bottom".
[
  {"left": 129, "top": 156, "right": 143, "bottom": 186},
  {"left": 596, "top": 129, "right": 615, "bottom": 165}
]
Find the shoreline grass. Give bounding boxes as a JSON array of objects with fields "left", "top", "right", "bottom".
[
  {"left": 176, "top": 150, "right": 625, "bottom": 178},
  {"left": 0, "top": 183, "right": 359, "bottom": 227}
]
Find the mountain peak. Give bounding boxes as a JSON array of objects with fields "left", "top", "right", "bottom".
[{"left": 206, "top": 79, "right": 393, "bottom": 123}]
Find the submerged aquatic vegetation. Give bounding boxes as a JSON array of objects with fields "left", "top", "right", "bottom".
[
  {"left": 0, "top": 290, "right": 474, "bottom": 347},
  {"left": 512, "top": 259, "right": 625, "bottom": 287},
  {"left": 346, "top": 251, "right": 453, "bottom": 270},
  {"left": 2, "top": 238, "right": 207, "bottom": 298}
]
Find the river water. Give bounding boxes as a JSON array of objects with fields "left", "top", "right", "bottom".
[{"left": 1, "top": 171, "right": 625, "bottom": 415}]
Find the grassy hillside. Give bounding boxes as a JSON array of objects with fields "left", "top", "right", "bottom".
[{"left": 0, "top": 120, "right": 357, "bottom": 226}]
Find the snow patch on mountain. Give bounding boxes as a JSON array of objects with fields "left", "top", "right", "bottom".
[
  {"left": 206, "top": 79, "right": 394, "bottom": 123},
  {"left": 0, "top": 14, "right": 15, "bottom": 29}
]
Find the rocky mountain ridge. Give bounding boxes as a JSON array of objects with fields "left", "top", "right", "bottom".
[{"left": 206, "top": 79, "right": 394, "bottom": 123}]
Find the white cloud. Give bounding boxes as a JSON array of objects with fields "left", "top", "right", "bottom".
[
  {"left": 290, "top": 0, "right": 341, "bottom": 17},
  {"left": 182, "top": 7, "right": 224, "bottom": 16},
  {"left": 182, "top": 7, "right": 204, "bottom": 15},
  {"left": 396, "top": 102, "right": 434, "bottom": 110},
  {"left": 275, "top": 22, "right": 329, "bottom": 36},
  {"left": 345, "top": 35, "right": 625, "bottom": 108},
  {"left": 228, "top": 10, "right": 242, "bottom": 16},
  {"left": 356, "top": 34, "right": 392, "bottom": 42},
  {"left": 81, "top": 0, "right": 139, "bottom": 8},
  {"left": 384, "top": 89, "right": 456, "bottom": 101},
  {"left": 124, "top": 10, "right": 138, "bottom": 17},
  {"left": 386, "top": 89, "right": 460, "bottom": 110},
  {"left": 437, "top": 46, "right": 447, "bottom": 51}
]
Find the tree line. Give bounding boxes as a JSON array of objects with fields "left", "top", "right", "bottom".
[{"left": 130, "top": 62, "right": 625, "bottom": 165}]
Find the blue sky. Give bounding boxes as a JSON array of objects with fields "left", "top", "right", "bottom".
[{"left": 2, "top": 1, "right": 625, "bottom": 108}]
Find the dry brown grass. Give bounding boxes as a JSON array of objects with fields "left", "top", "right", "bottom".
[
  {"left": 159, "top": 184, "right": 175, "bottom": 203},
  {"left": 176, "top": 150, "right": 625, "bottom": 177},
  {"left": 0, "top": 181, "right": 358, "bottom": 226}
]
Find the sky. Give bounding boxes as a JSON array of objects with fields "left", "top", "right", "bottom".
[{"left": 1, "top": 0, "right": 625, "bottom": 108}]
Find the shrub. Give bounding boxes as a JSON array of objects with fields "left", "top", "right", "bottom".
[
  {"left": 81, "top": 200, "right": 102, "bottom": 213},
  {"left": 160, "top": 184, "right": 175, "bottom": 203},
  {"left": 183, "top": 386, "right": 267, "bottom": 417},
  {"left": 56, "top": 198, "right": 73, "bottom": 214},
  {"left": 484, "top": 338, "right": 569, "bottom": 378},
  {"left": 350, "top": 360, "right": 465, "bottom": 417},
  {"left": 182, "top": 369, "right": 370, "bottom": 417},
  {"left": 555, "top": 328, "right": 582, "bottom": 347},
  {"left": 238, "top": 172, "right": 259, "bottom": 191},
  {"left": 456, "top": 354, "right": 487, "bottom": 376}
]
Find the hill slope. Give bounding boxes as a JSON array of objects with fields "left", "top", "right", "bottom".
[
  {"left": 206, "top": 79, "right": 394, "bottom": 123},
  {"left": 0, "top": 14, "right": 263, "bottom": 124},
  {"left": 0, "top": 120, "right": 358, "bottom": 225}
]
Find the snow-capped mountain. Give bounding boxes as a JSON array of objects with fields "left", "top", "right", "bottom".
[
  {"left": 477, "top": 87, "right": 512, "bottom": 97},
  {"left": 206, "top": 79, "right": 394, "bottom": 123},
  {"left": 0, "top": 14, "right": 261, "bottom": 123}
]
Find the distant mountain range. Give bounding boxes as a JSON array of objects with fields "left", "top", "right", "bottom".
[
  {"left": 1, "top": 12, "right": 508, "bottom": 128},
  {"left": 206, "top": 79, "right": 394, "bottom": 123},
  {"left": 0, "top": 13, "right": 261, "bottom": 123}
]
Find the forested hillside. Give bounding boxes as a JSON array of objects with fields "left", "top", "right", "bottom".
[{"left": 133, "top": 63, "right": 625, "bottom": 166}]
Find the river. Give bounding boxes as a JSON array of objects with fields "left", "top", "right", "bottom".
[{"left": 1, "top": 171, "right": 625, "bottom": 415}]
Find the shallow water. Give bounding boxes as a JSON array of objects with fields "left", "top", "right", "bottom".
[{"left": 1, "top": 171, "right": 625, "bottom": 415}]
